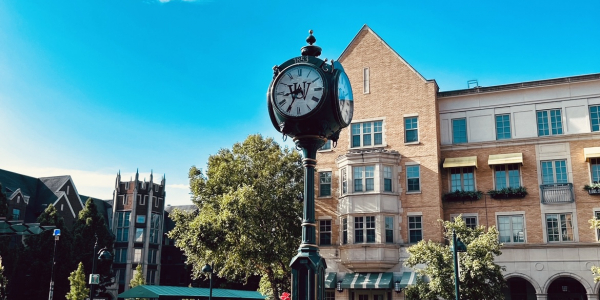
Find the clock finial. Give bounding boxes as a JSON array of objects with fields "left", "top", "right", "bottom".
[{"left": 301, "top": 29, "right": 321, "bottom": 57}]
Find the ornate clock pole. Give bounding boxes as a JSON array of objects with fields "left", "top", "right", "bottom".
[{"left": 267, "top": 30, "right": 354, "bottom": 300}]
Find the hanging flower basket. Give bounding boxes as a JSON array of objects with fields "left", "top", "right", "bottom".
[
  {"left": 487, "top": 186, "right": 528, "bottom": 199},
  {"left": 442, "top": 190, "right": 483, "bottom": 202},
  {"left": 584, "top": 183, "right": 600, "bottom": 195}
]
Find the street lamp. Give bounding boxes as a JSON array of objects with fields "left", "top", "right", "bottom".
[
  {"left": 202, "top": 263, "right": 214, "bottom": 300},
  {"left": 89, "top": 234, "right": 112, "bottom": 300},
  {"left": 452, "top": 229, "right": 467, "bottom": 300},
  {"left": 48, "top": 229, "right": 60, "bottom": 300}
]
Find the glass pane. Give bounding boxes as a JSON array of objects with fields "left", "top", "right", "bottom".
[
  {"left": 512, "top": 216, "right": 524, "bottom": 243},
  {"left": 352, "top": 124, "right": 361, "bottom": 147},
  {"left": 508, "top": 165, "right": 520, "bottom": 187},
  {"left": 363, "top": 123, "right": 372, "bottom": 146},
  {"left": 354, "top": 167, "right": 363, "bottom": 192},
  {"left": 537, "top": 111, "right": 549, "bottom": 136},
  {"left": 541, "top": 161, "right": 554, "bottom": 184},
  {"left": 365, "top": 166, "right": 374, "bottom": 191},
  {"left": 462, "top": 167, "right": 474, "bottom": 191},
  {"left": 451, "top": 169, "right": 462, "bottom": 191},
  {"left": 452, "top": 119, "right": 467, "bottom": 144},
  {"left": 546, "top": 214, "right": 559, "bottom": 242},
  {"left": 592, "top": 159, "right": 600, "bottom": 183},
  {"left": 135, "top": 228, "right": 144, "bottom": 242},
  {"left": 591, "top": 106, "right": 600, "bottom": 132},
  {"left": 495, "top": 166, "right": 507, "bottom": 190},
  {"left": 561, "top": 214, "right": 573, "bottom": 241},
  {"left": 498, "top": 216, "right": 511, "bottom": 243},
  {"left": 551, "top": 109, "right": 563, "bottom": 135},
  {"left": 374, "top": 133, "right": 382, "bottom": 145},
  {"left": 555, "top": 160, "right": 568, "bottom": 183},
  {"left": 496, "top": 114, "right": 511, "bottom": 140}
]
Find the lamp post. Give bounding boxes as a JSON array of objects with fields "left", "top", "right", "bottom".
[
  {"left": 202, "top": 263, "right": 213, "bottom": 300},
  {"left": 89, "top": 234, "right": 112, "bottom": 300},
  {"left": 452, "top": 229, "right": 467, "bottom": 300},
  {"left": 48, "top": 229, "right": 60, "bottom": 300}
]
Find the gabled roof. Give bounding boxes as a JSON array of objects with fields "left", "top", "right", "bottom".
[
  {"left": 338, "top": 24, "right": 428, "bottom": 83},
  {"left": 117, "top": 285, "right": 265, "bottom": 299}
]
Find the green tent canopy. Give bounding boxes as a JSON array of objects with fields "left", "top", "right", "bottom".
[{"left": 117, "top": 285, "right": 266, "bottom": 299}]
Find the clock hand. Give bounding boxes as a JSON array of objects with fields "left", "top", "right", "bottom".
[{"left": 286, "top": 94, "right": 297, "bottom": 113}]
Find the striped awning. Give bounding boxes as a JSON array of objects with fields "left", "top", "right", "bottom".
[
  {"left": 584, "top": 147, "right": 600, "bottom": 161},
  {"left": 398, "top": 271, "right": 418, "bottom": 289},
  {"left": 488, "top": 153, "right": 523, "bottom": 165},
  {"left": 324, "top": 272, "right": 337, "bottom": 289},
  {"left": 340, "top": 273, "right": 393, "bottom": 289},
  {"left": 443, "top": 156, "right": 478, "bottom": 168}
]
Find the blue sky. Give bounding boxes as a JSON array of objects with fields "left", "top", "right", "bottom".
[{"left": 1, "top": 0, "right": 598, "bottom": 205}]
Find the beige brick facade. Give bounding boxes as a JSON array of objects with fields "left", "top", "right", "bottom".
[{"left": 315, "top": 25, "right": 600, "bottom": 299}]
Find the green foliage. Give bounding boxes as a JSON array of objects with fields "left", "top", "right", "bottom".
[
  {"left": 487, "top": 186, "right": 528, "bottom": 199},
  {"left": 130, "top": 264, "right": 146, "bottom": 288},
  {"left": 9, "top": 204, "right": 74, "bottom": 300},
  {"left": 583, "top": 183, "right": 600, "bottom": 190},
  {"left": 0, "top": 184, "right": 8, "bottom": 218},
  {"left": 73, "top": 198, "right": 114, "bottom": 296},
  {"left": 442, "top": 190, "right": 483, "bottom": 202},
  {"left": 169, "top": 134, "right": 303, "bottom": 300},
  {"left": 589, "top": 218, "right": 600, "bottom": 282},
  {"left": 66, "top": 262, "right": 89, "bottom": 300},
  {"left": 405, "top": 216, "right": 506, "bottom": 300},
  {"left": 0, "top": 257, "right": 7, "bottom": 300}
]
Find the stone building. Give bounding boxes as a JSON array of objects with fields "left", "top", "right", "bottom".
[
  {"left": 315, "top": 25, "right": 600, "bottom": 300},
  {"left": 111, "top": 170, "right": 166, "bottom": 294}
]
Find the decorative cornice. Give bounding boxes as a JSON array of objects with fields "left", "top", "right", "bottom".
[
  {"left": 336, "top": 148, "right": 400, "bottom": 163},
  {"left": 441, "top": 132, "right": 600, "bottom": 152}
]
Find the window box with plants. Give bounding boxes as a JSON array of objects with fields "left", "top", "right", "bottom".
[
  {"left": 584, "top": 183, "right": 600, "bottom": 195},
  {"left": 487, "top": 186, "right": 528, "bottom": 199},
  {"left": 442, "top": 190, "right": 483, "bottom": 202}
]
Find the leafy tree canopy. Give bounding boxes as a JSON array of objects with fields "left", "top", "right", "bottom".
[
  {"left": 66, "top": 262, "right": 89, "bottom": 300},
  {"left": 405, "top": 216, "right": 506, "bottom": 300},
  {"left": 168, "top": 134, "right": 304, "bottom": 300},
  {"left": 130, "top": 264, "right": 145, "bottom": 288},
  {"left": 72, "top": 198, "right": 114, "bottom": 295}
]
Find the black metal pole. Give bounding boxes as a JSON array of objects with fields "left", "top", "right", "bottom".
[
  {"left": 48, "top": 236, "right": 58, "bottom": 300},
  {"left": 90, "top": 234, "right": 98, "bottom": 300},
  {"left": 209, "top": 263, "right": 213, "bottom": 300},
  {"left": 453, "top": 229, "right": 460, "bottom": 300}
]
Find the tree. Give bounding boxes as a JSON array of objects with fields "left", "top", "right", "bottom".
[
  {"left": 66, "top": 262, "right": 89, "bottom": 300},
  {"left": 169, "top": 134, "right": 304, "bottom": 300},
  {"left": 129, "top": 264, "right": 145, "bottom": 288},
  {"left": 589, "top": 218, "right": 600, "bottom": 282},
  {"left": 0, "top": 257, "right": 7, "bottom": 300},
  {"left": 10, "top": 204, "right": 74, "bottom": 300},
  {"left": 72, "top": 198, "right": 114, "bottom": 296},
  {"left": 404, "top": 216, "right": 506, "bottom": 300}
]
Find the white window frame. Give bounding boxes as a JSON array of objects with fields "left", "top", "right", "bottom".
[
  {"left": 537, "top": 109, "right": 563, "bottom": 136},
  {"left": 133, "top": 248, "right": 142, "bottom": 263},
  {"left": 495, "top": 114, "right": 511, "bottom": 140},
  {"left": 590, "top": 158, "right": 600, "bottom": 184},
  {"left": 493, "top": 164, "right": 521, "bottom": 189},
  {"left": 342, "top": 217, "right": 348, "bottom": 245},
  {"left": 340, "top": 168, "right": 348, "bottom": 195},
  {"left": 115, "top": 211, "right": 131, "bottom": 242},
  {"left": 590, "top": 105, "right": 600, "bottom": 132},
  {"left": 353, "top": 166, "right": 375, "bottom": 192},
  {"left": 150, "top": 213, "right": 161, "bottom": 244},
  {"left": 594, "top": 209, "right": 600, "bottom": 242},
  {"left": 383, "top": 166, "right": 393, "bottom": 192},
  {"left": 384, "top": 216, "right": 394, "bottom": 244},
  {"left": 404, "top": 116, "right": 419, "bottom": 143},
  {"left": 318, "top": 140, "right": 332, "bottom": 152},
  {"left": 451, "top": 213, "right": 479, "bottom": 229},
  {"left": 406, "top": 164, "right": 421, "bottom": 193},
  {"left": 319, "top": 171, "right": 332, "bottom": 197},
  {"left": 319, "top": 219, "right": 332, "bottom": 246},
  {"left": 152, "top": 196, "right": 157, "bottom": 208},
  {"left": 452, "top": 118, "right": 468, "bottom": 144},
  {"left": 138, "top": 194, "right": 144, "bottom": 205},
  {"left": 496, "top": 213, "right": 525, "bottom": 243},
  {"left": 350, "top": 120, "right": 384, "bottom": 148},
  {"left": 545, "top": 212, "right": 574, "bottom": 242},
  {"left": 408, "top": 214, "right": 423, "bottom": 243},
  {"left": 136, "top": 215, "right": 145, "bottom": 224},
  {"left": 450, "top": 167, "right": 476, "bottom": 191},
  {"left": 125, "top": 182, "right": 130, "bottom": 190},
  {"left": 541, "top": 160, "right": 568, "bottom": 184}
]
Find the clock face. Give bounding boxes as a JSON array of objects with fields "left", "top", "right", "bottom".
[
  {"left": 273, "top": 65, "right": 324, "bottom": 117},
  {"left": 337, "top": 71, "right": 354, "bottom": 125}
]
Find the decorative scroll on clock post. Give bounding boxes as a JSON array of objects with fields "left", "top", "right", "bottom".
[{"left": 267, "top": 30, "right": 354, "bottom": 300}]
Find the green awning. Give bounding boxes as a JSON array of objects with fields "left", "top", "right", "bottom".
[
  {"left": 398, "top": 272, "right": 417, "bottom": 289},
  {"left": 340, "top": 273, "right": 393, "bottom": 289},
  {"left": 324, "top": 272, "right": 337, "bottom": 289},
  {"left": 118, "top": 285, "right": 266, "bottom": 299}
]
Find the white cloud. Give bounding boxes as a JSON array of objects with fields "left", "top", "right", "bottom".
[{"left": 167, "top": 183, "right": 189, "bottom": 190}]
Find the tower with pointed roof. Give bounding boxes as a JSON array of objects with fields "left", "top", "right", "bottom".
[{"left": 111, "top": 169, "right": 166, "bottom": 294}]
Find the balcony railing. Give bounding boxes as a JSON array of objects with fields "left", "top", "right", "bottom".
[{"left": 540, "top": 183, "right": 574, "bottom": 204}]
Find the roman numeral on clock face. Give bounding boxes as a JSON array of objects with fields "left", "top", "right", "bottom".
[
  {"left": 278, "top": 99, "right": 286, "bottom": 106},
  {"left": 312, "top": 96, "right": 319, "bottom": 102},
  {"left": 297, "top": 69, "right": 302, "bottom": 77},
  {"left": 287, "top": 73, "right": 293, "bottom": 80}
]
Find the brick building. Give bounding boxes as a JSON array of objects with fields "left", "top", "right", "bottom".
[{"left": 315, "top": 25, "right": 600, "bottom": 300}]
